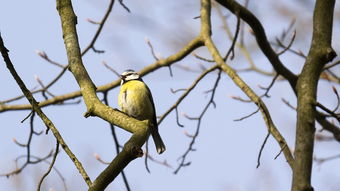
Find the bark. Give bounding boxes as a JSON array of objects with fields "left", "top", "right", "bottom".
[{"left": 292, "top": 0, "right": 336, "bottom": 191}]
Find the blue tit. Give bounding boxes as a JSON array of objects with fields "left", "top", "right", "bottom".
[{"left": 118, "top": 70, "right": 166, "bottom": 154}]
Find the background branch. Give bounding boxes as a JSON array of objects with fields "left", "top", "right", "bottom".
[
  {"left": 0, "top": 33, "right": 92, "bottom": 186},
  {"left": 201, "top": 0, "right": 294, "bottom": 169}
]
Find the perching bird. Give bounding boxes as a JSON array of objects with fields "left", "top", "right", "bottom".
[{"left": 118, "top": 70, "right": 166, "bottom": 154}]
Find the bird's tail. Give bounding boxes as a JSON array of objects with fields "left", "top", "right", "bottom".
[{"left": 151, "top": 129, "right": 166, "bottom": 154}]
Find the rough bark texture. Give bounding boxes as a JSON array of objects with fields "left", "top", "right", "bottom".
[
  {"left": 292, "top": 0, "right": 336, "bottom": 191},
  {"left": 56, "top": 0, "right": 150, "bottom": 189}
]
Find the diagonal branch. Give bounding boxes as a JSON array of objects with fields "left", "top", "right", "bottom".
[
  {"left": 200, "top": 0, "right": 294, "bottom": 169},
  {"left": 0, "top": 33, "right": 92, "bottom": 186},
  {"left": 82, "top": 0, "right": 115, "bottom": 56},
  {"left": 158, "top": 65, "right": 219, "bottom": 126},
  {"left": 0, "top": 37, "right": 203, "bottom": 113},
  {"left": 56, "top": 1, "right": 152, "bottom": 190},
  {"left": 174, "top": 69, "right": 222, "bottom": 174},
  {"left": 0, "top": 0, "right": 115, "bottom": 106},
  {"left": 215, "top": 0, "right": 339, "bottom": 142},
  {"left": 37, "top": 141, "right": 60, "bottom": 191},
  {"left": 55, "top": 1, "right": 203, "bottom": 189},
  {"left": 215, "top": 0, "right": 298, "bottom": 89}
]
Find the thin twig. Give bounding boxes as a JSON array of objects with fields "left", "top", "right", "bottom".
[
  {"left": 323, "top": 60, "right": 340, "bottom": 71},
  {"left": 258, "top": 73, "right": 279, "bottom": 98},
  {"left": 204, "top": 0, "right": 294, "bottom": 169},
  {"left": 144, "top": 142, "right": 151, "bottom": 173},
  {"left": 102, "top": 61, "right": 120, "bottom": 78},
  {"left": 274, "top": 143, "right": 287, "bottom": 160},
  {"left": 35, "top": 75, "right": 56, "bottom": 99},
  {"left": 21, "top": 111, "right": 33, "bottom": 123},
  {"left": 314, "top": 153, "right": 340, "bottom": 165},
  {"left": 158, "top": 65, "right": 219, "bottom": 126},
  {"left": 192, "top": 53, "right": 214, "bottom": 62},
  {"left": 257, "top": 131, "right": 270, "bottom": 168},
  {"left": 1, "top": 0, "right": 116, "bottom": 106},
  {"left": 0, "top": 37, "right": 204, "bottom": 113},
  {"left": 37, "top": 141, "right": 60, "bottom": 191},
  {"left": 224, "top": 10, "right": 241, "bottom": 61},
  {"left": 36, "top": 50, "right": 65, "bottom": 68},
  {"left": 0, "top": 33, "right": 92, "bottom": 186},
  {"left": 331, "top": 86, "right": 340, "bottom": 112},
  {"left": 174, "top": 69, "right": 222, "bottom": 174},
  {"left": 81, "top": 0, "right": 115, "bottom": 56},
  {"left": 282, "top": 98, "right": 296, "bottom": 110},
  {"left": 0, "top": 150, "right": 54, "bottom": 177},
  {"left": 175, "top": 107, "right": 184, "bottom": 127},
  {"left": 168, "top": 65, "right": 173, "bottom": 77},
  {"left": 118, "top": 0, "right": 131, "bottom": 12},
  {"left": 145, "top": 38, "right": 159, "bottom": 61},
  {"left": 277, "top": 30, "right": 296, "bottom": 56},
  {"left": 146, "top": 153, "right": 172, "bottom": 168},
  {"left": 94, "top": 153, "right": 110, "bottom": 165},
  {"left": 170, "top": 88, "right": 187, "bottom": 93},
  {"left": 316, "top": 102, "right": 340, "bottom": 123},
  {"left": 234, "top": 107, "right": 260, "bottom": 121}
]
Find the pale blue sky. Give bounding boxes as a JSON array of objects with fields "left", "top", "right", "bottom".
[{"left": 0, "top": 0, "right": 339, "bottom": 190}]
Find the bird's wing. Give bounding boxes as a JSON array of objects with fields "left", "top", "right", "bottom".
[{"left": 145, "top": 84, "right": 158, "bottom": 129}]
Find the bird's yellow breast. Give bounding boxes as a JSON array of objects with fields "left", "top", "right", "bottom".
[{"left": 118, "top": 80, "right": 154, "bottom": 121}]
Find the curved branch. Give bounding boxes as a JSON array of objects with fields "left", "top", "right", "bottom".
[
  {"left": 201, "top": 0, "right": 294, "bottom": 169},
  {"left": 56, "top": 0, "right": 161, "bottom": 189},
  {"left": 37, "top": 141, "right": 60, "bottom": 191},
  {"left": 0, "top": 37, "right": 203, "bottom": 113},
  {"left": 0, "top": 0, "right": 115, "bottom": 106},
  {"left": 158, "top": 65, "right": 219, "bottom": 125},
  {"left": 81, "top": 0, "right": 115, "bottom": 56},
  {"left": 174, "top": 69, "right": 222, "bottom": 174},
  {"left": 215, "top": 0, "right": 297, "bottom": 89},
  {"left": 215, "top": 0, "right": 339, "bottom": 141}
]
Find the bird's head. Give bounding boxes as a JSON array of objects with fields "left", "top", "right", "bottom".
[{"left": 120, "top": 70, "right": 141, "bottom": 85}]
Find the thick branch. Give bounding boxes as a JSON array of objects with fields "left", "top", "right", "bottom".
[
  {"left": 292, "top": 0, "right": 336, "bottom": 190},
  {"left": 88, "top": 130, "right": 148, "bottom": 191},
  {"left": 56, "top": 0, "right": 152, "bottom": 189},
  {"left": 215, "top": 0, "right": 339, "bottom": 142}
]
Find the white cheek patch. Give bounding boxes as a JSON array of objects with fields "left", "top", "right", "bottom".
[{"left": 125, "top": 73, "right": 140, "bottom": 81}]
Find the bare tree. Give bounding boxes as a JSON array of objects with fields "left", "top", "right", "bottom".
[{"left": 0, "top": 0, "right": 339, "bottom": 190}]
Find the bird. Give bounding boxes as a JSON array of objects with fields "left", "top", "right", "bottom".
[{"left": 118, "top": 69, "right": 166, "bottom": 154}]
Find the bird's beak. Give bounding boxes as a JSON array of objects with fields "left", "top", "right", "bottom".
[{"left": 120, "top": 75, "right": 125, "bottom": 80}]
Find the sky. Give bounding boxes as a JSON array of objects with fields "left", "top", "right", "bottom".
[{"left": 0, "top": 0, "right": 339, "bottom": 191}]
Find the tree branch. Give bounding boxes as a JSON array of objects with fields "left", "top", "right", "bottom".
[
  {"left": 215, "top": 0, "right": 298, "bottom": 89},
  {"left": 293, "top": 0, "right": 336, "bottom": 190},
  {"left": 0, "top": 33, "right": 92, "bottom": 186},
  {"left": 82, "top": 0, "right": 115, "bottom": 56},
  {"left": 158, "top": 65, "right": 219, "bottom": 126},
  {"left": 201, "top": 0, "right": 294, "bottom": 169},
  {"left": 0, "top": 36, "right": 203, "bottom": 113},
  {"left": 215, "top": 0, "right": 339, "bottom": 140},
  {"left": 54, "top": 0, "right": 204, "bottom": 189}
]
